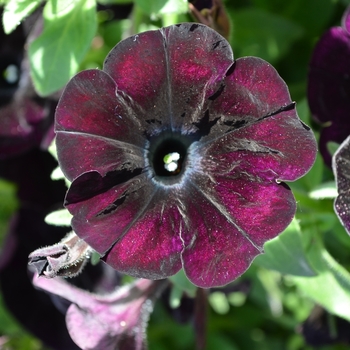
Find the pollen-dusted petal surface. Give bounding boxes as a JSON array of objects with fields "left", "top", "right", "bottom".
[
  {"left": 104, "top": 23, "right": 233, "bottom": 131},
  {"left": 160, "top": 23, "right": 233, "bottom": 130},
  {"left": 333, "top": 136, "right": 350, "bottom": 234},
  {"left": 203, "top": 110, "right": 316, "bottom": 183},
  {"left": 180, "top": 172, "right": 295, "bottom": 288},
  {"left": 213, "top": 57, "right": 292, "bottom": 118},
  {"left": 201, "top": 57, "right": 303, "bottom": 142},
  {"left": 66, "top": 172, "right": 183, "bottom": 279},
  {"left": 103, "top": 189, "right": 185, "bottom": 279},
  {"left": 308, "top": 7, "right": 350, "bottom": 166},
  {"left": 202, "top": 56, "right": 317, "bottom": 182},
  {"left": 55, "top": 69, "right": 146, "bottom": 181},
  {"left": 66, "top": 171, "right": 151, "bottom": 253}
]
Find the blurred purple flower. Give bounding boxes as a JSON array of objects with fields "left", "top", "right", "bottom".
[
  {"left": 333, "top": 135, "right": 350, "bottom": 234},
  {"left": 0, "top": 207, "right": 79, "bottom": 350},
  {"left": 308, "top": 6, "right": 350, "bottom": 166},
  {"left": 33, "top": 274, "right": 168, "bottom": 350},
  {"left": 0, "top": 10, "right": 57, "bottom": 159},
  {"left": 300, "top": 305, "right": 350, "bottom": 347},
  {"left": 0, "top": 149, "right": 78, "bottom": 349},
  {"left": 55, "top": 23, "right": 316, "bottom": 288}
]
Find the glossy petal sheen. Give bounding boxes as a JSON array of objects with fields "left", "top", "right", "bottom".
[
  {"left": 55, "top": 23, "right": 317, "bottom": 287},
  {"left": 103, "top": 23, "right": 233, "bottom": 133},
  {"left": 308, "top": 6, "right": 350, "bottom": 166},
  {"left": 333, "top": 136, "right": 350, "bottom": 234}
]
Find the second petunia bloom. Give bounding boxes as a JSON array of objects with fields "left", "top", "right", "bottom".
[{"left": 55, "top": 23, "right": 317, "bottom": 288}]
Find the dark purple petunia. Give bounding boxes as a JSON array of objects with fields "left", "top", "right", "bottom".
[
  {"left": 55, "top": 23, "right": 317, "bottom": 288},
  {"left": 300, "top": 305, "right": 350, "bottom": 347},
  {"left": 308, "top": 6, "right": 350, "bottom": 166},
  {"left": 333, "top": 135, "right": 350, "bottom": 234}
]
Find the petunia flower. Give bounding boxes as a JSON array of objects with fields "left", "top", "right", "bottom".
[
  {"left": 54, "top": 23, "right": 317, "bottom": 288},
  {"left": 308, "top": 6, "right": 350, "bottom": 167},
  {"left": 333, "top": 135, "right": 350, "bottom": 234},
  {"left": 32, "top": 273, "right": 168, "bottom": 350}
]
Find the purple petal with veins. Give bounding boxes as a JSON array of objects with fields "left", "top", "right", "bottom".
[{"left": 333, "top": 136, "right": 350, "bottom": 234}]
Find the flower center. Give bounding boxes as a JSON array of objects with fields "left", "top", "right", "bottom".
[{"left": 148, "top": 132, "right": 191, "bottom": 180}]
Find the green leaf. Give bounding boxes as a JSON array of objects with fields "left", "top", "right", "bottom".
[
  {"left": 2, "top": 0, "right": 42, "bottom": 34},
  {"left": 169, "top": 269, "right": 197, "bottom": 298},
  {"left": 134, "top": 0, "right": 187, "bottom": 17},
  {"left": 295, "top": 151, "right": 324, "bottom": 192},
  {"left": 292, "top": 238, "right": 350, "bottom": 322},
  {"left": 254, "top": 219, "right": 315, "bottom": 277},
  {"left": 251, "top": 0, "right": 336, "bottom": 38},
  {"left": 29, "top": 0, "right": 97, "bottom": 96},
  {"left": 309, "top": 181, "right": 338, "bottom": 200},
  {"left": 90, "top": 251, "right": 101, "bottom": 265},
  {"left": 45, "top": 208, "right": 72, "bottom": 226},
  {"left": 327, "top": 141, "right": 340, "bottom": 157},
  {"left": 230, "top": 8, "right": 303, "bottom": 64},
  {"left": 227, "top": 292, "right": 246, "bottom": 307},
  {"left": 0, "top": 179, "right": 18, "bottom": 246},
  {"left": 169, "top": 284, "right": 183, "bottom": 308},
  {"left": 98, "top": 0, "right": 132, "bottom": 4},
  {"left": 209, "top": 291, "right": 230, "bottom": 314}
]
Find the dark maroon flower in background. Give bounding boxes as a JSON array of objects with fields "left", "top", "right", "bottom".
[
  {"left": 55, "top": 23, "right": 317, "bottom": 288},
  {"left": 308, "top": 6, "right": 350, "bottom": 167},
  {"left": 300, "top": 305, "right": 350, "bottom": 347}
]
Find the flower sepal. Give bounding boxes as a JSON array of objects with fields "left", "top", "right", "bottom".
[{"left": 28, "top": 231, "right": 93, "bottom": 278}]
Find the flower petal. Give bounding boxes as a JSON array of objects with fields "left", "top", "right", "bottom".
[
  {"left": 66, "top": 171, "right": 148, "bottom": 252},
  {"left": 55, "top": 69, "right": 146, "bottom": 180},
  {"left": 342, "top": 6, "right": 350, "bottom": 34},
  {"left": 66, "top": 172, "right": 183, "bottom": 279},
  {"left": 161, "top": 23, "right": 233, "bottom": 130},
  {"left": 104, "top": 23, "right": 233, "bottom": 132},
  {"left": 103, "top": 189, "right": 184, "bottom": 279},
  {"left": 56, "top": 132, "right": 145, "bottom": 181},
  {"left": 333, "top": 135, "right": 350, "bottom": 234},
  {"left": 199, "top": 56, "right": 297, "bottom": 143},
  {"left": 203, "top": 111, "right": 316, "bottom": 182},
  {"left": 181, "top": 176, "right": 295, "bottom": 288}
]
